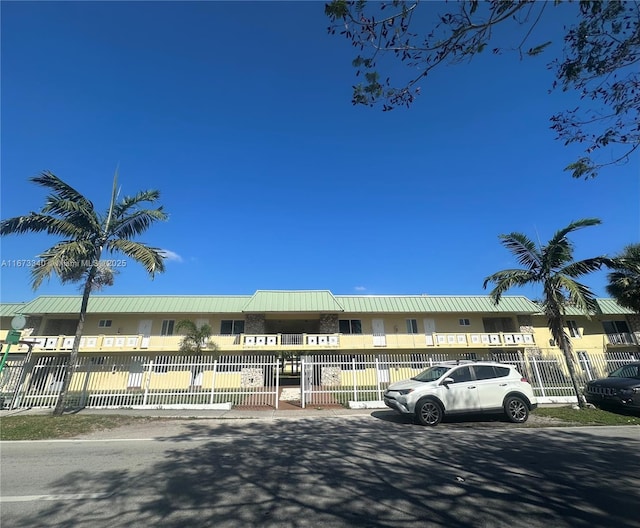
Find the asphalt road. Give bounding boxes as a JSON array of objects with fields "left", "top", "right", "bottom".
[{"left": 1, "top": 412, "right": 639, "bottom": 528}]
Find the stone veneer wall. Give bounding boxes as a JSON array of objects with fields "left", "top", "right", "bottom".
[
  {"left": 319, "top": 314, "right": 339, "bottom": 333},
  {"left": 23, "top": 316, "right": 43, "bottom": 337},
  {"left": 628, "top": 314, "right": 640, "bottom": 342},
  {"left": 245, "top": 314, "right": 265, "bottom": 334}
]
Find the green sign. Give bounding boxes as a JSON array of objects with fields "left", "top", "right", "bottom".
[{"left": 5, "top": 329, "right": 22, "bottom": 345}]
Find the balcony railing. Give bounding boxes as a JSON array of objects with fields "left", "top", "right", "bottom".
[
  {"left": 606, "top": 332, "right": 638, "bottom": 346},
  {"left": 2, "top": 331, "right": 537, "bottom": 353}
]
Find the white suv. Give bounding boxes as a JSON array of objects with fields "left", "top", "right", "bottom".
[{"left": 383, "top": 361, "right": 538, "bottom": 426}]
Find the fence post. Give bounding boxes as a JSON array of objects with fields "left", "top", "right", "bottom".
[
  {"left": 579, "top": 352, "right": 593, "bottom": 381},
  {"left": 352, "top": 356, "right": 357, "bottom": 403},
  {"left": 143, "top": 360, "right": 153, "bottom": 406},
  {"left": 375, "top": 357, "right": 382, "bottom": 401},
  {"left": 275, "top": 357, "right": 280, "bottom": 410},
  {"left": 300, "top": 356, "right": 306, "bottom": 409},
  {"left": 11, "top": 352, "right": 34, "bottom": 409},
  {"left": 530, "top": 356, "right": 546, "bottom": 398},
  {"left": 209, "top": 359, "right": 218, "bottom": 405},
  {"left": 79, "top": 357, "right": 92, "bottom": 408}
]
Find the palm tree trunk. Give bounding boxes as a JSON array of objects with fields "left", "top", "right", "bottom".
[
  {"left": 550, "top": 317, "right": 585, "bottom": 409},
  {"left": 53, "top": 265, "right": 98, "bottom": 416}
]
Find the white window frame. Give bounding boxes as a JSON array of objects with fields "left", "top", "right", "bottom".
[
  {"left": 161, "top": 320, "right": 175, "bottom": 336},
  {"left": 339, "top": 319, "right": 362, "bottom": 335},
  {"left": 98, "top": 319, "right": 112, "bottom": 328},
  {"left": 220, "top": 320, "right": 245, "bottom": 335},
  {"left": 567, "top": 320, "right": 581, "bottom": 338},
  {"left": 459, "top": 318, "right": 470, "bottom": 326},
  {"left": 406, "top": 319, "right": 418, "bottom": 334}
]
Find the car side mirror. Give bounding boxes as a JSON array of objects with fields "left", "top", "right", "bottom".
[{"left": 441, "top": 377, "right": 454, "bottom": 386}]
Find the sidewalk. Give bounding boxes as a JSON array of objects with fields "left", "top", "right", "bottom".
[{"left": 0, "top": 405, "right": 381, "bottom": 421}]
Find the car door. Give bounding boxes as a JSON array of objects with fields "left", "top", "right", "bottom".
[
  {"left": 439, "top": 366, "right": 480, "bottom": 412},
  {"left": 473, "top": 365, "right": 509, "bottom": 411}
]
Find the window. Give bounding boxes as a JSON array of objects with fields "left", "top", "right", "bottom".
[
  {"left": 339, "top": 319, "right": 362, "bottom": 334},
  {"left": 406, "top": 319, "right": 418, "bottom": 334},
  {"left": 220, "top": 320, "right": 245, "bottom": 335},
  {"left": 603, "top": 320, "right": 632, "bottom": 344},
  {"left": 473, "top": 365, "right": 497, "bottom": 380},
  {"left": 448, "top": 366, "right": 473, "bottom": 383},
  {"left": 482, "top": 317, "right": 516, "bottom": 333},
  {"left": 473, "top": 365, "right": 510, "bottom": 380},
  {"left": 98, "top": 319, "right": 112, "bottom": 328},
  {"left": 603, "top": 320, "right": 630, "bottom": 334},
  {"left": 566, "top": 320, "right": 581, "bottom": 338},
  {"left": 161, "top": 320, "right": 175, "bottom": 336},
  {"left": 459, "top": 318, "right": 470, "bottom": 326}
]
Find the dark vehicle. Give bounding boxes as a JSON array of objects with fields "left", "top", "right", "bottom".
[{"left": 584, "top": 362, "right": 640, "bottom": 411}]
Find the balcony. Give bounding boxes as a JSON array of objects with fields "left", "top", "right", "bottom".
[
  {"left": 2, "top": 331, "right": 536, "bottom": 354},
  {"left": 606, "top": 332, "right": 638, "bottom": 346}
]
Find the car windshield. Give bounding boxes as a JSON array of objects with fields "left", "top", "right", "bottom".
[
  {"left": 609, "top": 364, "right": 640, "bottom": 379},
  {"left": 412, "top": 366, "right": 451, "bottom": 382}
]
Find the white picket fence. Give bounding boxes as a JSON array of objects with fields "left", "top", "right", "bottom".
[
  {"left": 1, "top": 350, "right": 637, "bottom": 410},
  {"left": 3, "top": 354, "right": 281, "bottom": 410},
  {"left": 299, "top": 351, "right": 639, "bottom": 407}
]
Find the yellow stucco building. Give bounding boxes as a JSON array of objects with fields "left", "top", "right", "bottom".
[{"left": 1, "top": 291, "right": 638, "bottom": 409}]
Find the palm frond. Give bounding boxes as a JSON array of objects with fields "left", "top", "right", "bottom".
[
  {"left": 176, "top": 320, "right": 198, "bottom": 334},
  {"left": 548, "top": 218, "right": 602, "bottom": 246},
  {"left": 31, "top": 172, "right": 95, "bottom": 211},
  {"left": 0, "top": 213, "right": 90, "bottom": 238},
  {"left": 544, "top": 218, "right": 602, "bottom": 272},
  {"left": 555, "top": 276, "right": 598, "bottom": 314},
  {"left": 483, "top": 269, "right": 536, "bottom": 303},
  {"left": 607, "top": 243, "right": 640, "bottom": 272},
  {"left": 106, "top": 239, "right": 166, "bottom": 276},
  {"left": 498, "top": 232, "right": 541, "bottom": 270},
  {"left": 113, "top": 190, "right": 162, "bottom": 218},
  {"left": 110, "top": 208, "right": 168, "bottom": 240},
  {"left": 560, "top": 257, "right": 612, "bottom": 278},
  {"left": 41, "top": 197, "right": 101, "bottom": 232},
  {"left": 606, "top": 273, "right": 640, "bottom": 313},
  {"left": 176, "top": 320, "right": 213, "bottom": 353},
  {"left": 30, "top": 240, "right": 97, "bottom": 289},
  {"left": 542, "top": 238, "right": 573, "bottom": 272}
]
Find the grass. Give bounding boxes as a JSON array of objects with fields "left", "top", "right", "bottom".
[
  {"left": 1, "top": 405, "right": 638, "bottom": 441},
  {"left": 533, "top": 406, "right": 640, "bottom": 426},
  {"left": 0, "top": 414, "right": 166, "bottom": 441}
]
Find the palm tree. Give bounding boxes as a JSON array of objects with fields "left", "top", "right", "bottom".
[
  {"left": 483, "top": 218, "right": 612, "bottom": 408},
  {"left": 0, "top": 171, "right": 167, "bottom": 415},
  {"left": 606, "top": 243, "right": 640, "bottom": 313},
  {"left": 175, "top": 320, "right": 216, "bottom": 354},
  {"left": 175, "top": 320, "right": 217, "bottom": 390}
]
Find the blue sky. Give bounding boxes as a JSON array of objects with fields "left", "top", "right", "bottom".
[{"left": 1, "top": 1, "right": 638, "bottom": 303}]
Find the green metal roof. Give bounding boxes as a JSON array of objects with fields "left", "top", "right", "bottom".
[
  {"left": 13, "top": 292, "right": 628, "bottom": 316},
  {"left": 21, "top": 296, "right": 250, "bottom": 314},
  {"left": 0, "top": 303, "right": 27, "bottom": 317},
  {"left": 242, "top": 291, "right": 345, "bottom": 312},
  {"left": 537, "top": 298, "right": 634, "bottom": 317},
  {"left": 336, "top": 295, "right": 540, "bottom": 313},
  {"left": 595, "top": 298, "right": 635, "bottom": 315}
]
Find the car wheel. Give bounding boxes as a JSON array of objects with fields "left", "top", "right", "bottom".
[
  {"left": 504, "top": 396, "right": 529, "bottom": 423},
  {"left": 416, "top": 399, "right": 443, "bottom": 426}
]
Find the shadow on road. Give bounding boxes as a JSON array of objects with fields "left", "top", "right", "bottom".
[{"left": 4, "top": 417, "right": 638, "bottom": 528}]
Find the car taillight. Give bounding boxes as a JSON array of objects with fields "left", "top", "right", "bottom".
[{"left": 521, "top": 377, "right": 529, "bottom": 383}]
